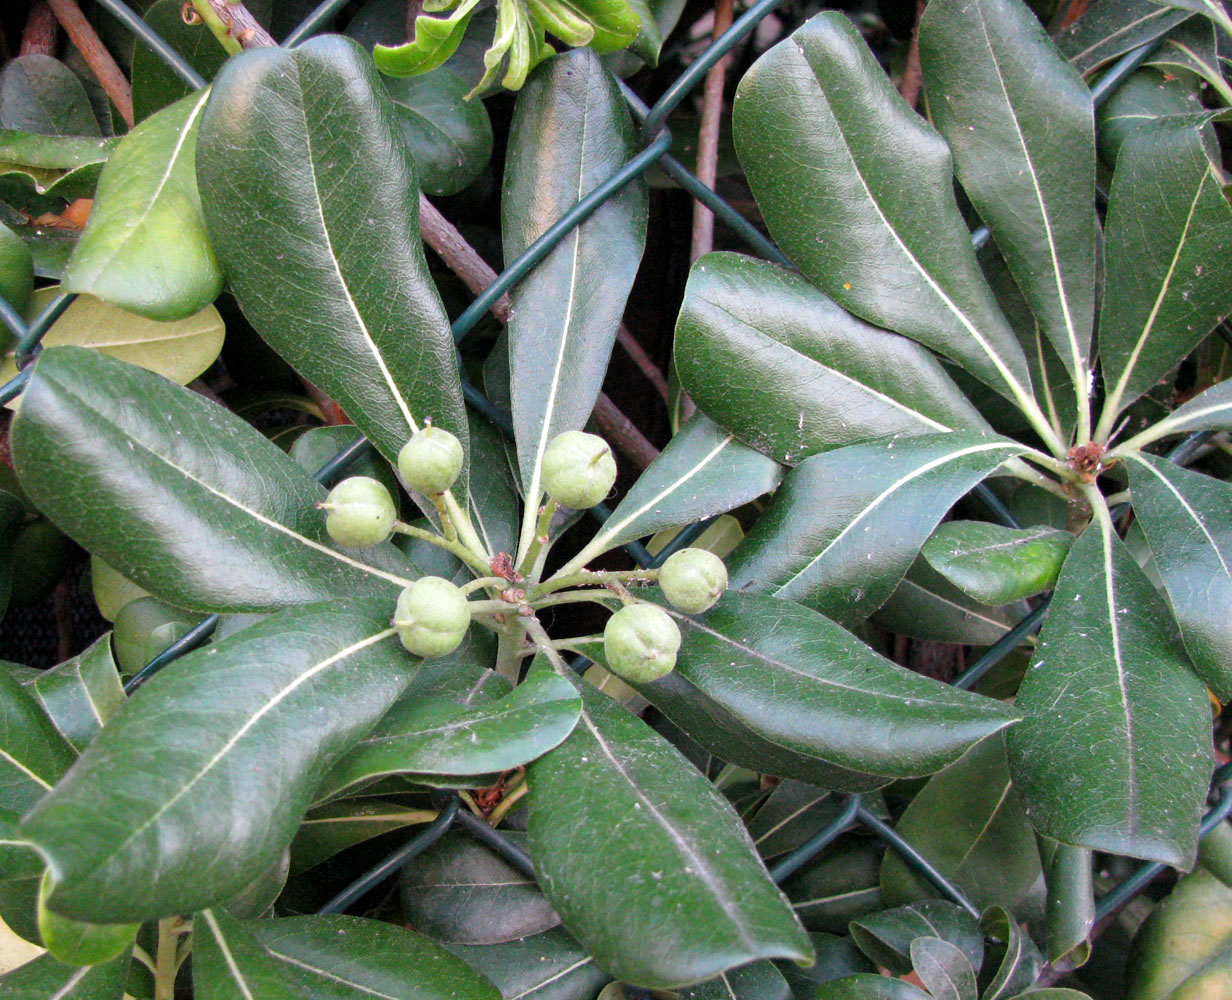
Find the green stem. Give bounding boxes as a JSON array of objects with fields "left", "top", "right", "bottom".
[
  {"left": 536, "top": 567, "right": 658, "bottom": 596},
  {"left": 153, "top": 917, "right": 181, "bottom": 1000},
  {"left": 461, "top": 576, "right": 507, "bottom": 596},
  {"left": 190, "top": 1, "right": 243, "bottom": 53},
  {"left": 494, "top": 621, "right": 527, "bottom": 682},
  {"left": 488, "top": 774, "right": 528, "bottom": 826},
  {"left": 532, "top": 589, "right": 623, "bottom": 611},
  {"left": 432, "top": 493, "right": 458, "bottom": 544},
  {"left": 391, "top": 520, "right": 491, "bottom": 577},
  {"left": 443, "top": 489, "right": 491, "bottom": 564},
  {"left": 516, "top": 500, "right": 557, "bottom": 579},
  {"left": 523, "top": 617, "right": 573, "bottom": 676},
  {"left": 1003, "top": 457, "right": 1071, "bottom": 498}
]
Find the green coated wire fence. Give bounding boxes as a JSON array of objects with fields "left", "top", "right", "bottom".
[{"left": 1, "top": 0, "right": 1229, "bottom": 963}]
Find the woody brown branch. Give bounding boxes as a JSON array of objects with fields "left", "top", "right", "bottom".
[{"left": 45, "top": 0, "right": 133, "bottom": 127}]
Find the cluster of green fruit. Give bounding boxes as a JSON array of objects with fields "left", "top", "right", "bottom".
[{"left": 317, "top": 427, "right": 728, "bottom": 684}]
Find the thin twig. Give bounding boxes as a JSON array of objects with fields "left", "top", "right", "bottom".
[
  {"left": 194, "top": 0, "right": 276, "bottom": 48},
  {"left": 20, "top": 2, "right": 57, "bottom": 58},
  {"left": 45, "top": 0, "right": 133, "bottom": 127},
  {"left": 690, "top": 0, "right": 735, "bottom": 264},
  {"left": 898, "top": 1, "right": 927, "bottom": 110}
]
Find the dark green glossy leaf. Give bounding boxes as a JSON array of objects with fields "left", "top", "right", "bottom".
[
  {"left": 561, "top": 413, "right": 782, "bottom": 572},
  {"left": 733, "top": 13, "right": 1035, "bottom": 409},
  {"left": 921, "top": 0, "right": 1097, "bottom": 385},
  {"left": 503, "top": 50, "right": 646, "bottom": 512},
  {"left": 850, "top": 901, "right": 983, "bottom": 976},
  {"left": 1096, "top": 69, "right": 1213, "bottom": 168},
  {"left": 385, "top": 69, "right": 493, "bottom": 197},
  {"left": 467, "top": 411, "right": 523, "bottom": 563},
  {"left": 131, "top": 0, "right": 228, "bottom": 122},
  {"left": 0, "top": 949, "right": 130, "bottom": 999},
  {"left": 21, "top": 633, "right": 124, "bottom": 753},
  {"left": 289, "top": 426, "right": 401, "bottom": 513},
  {"left": 922, "top": 522, "right": 1073, "bottom": 605},
  {"left": 815, "top": 977, "right": 932, "bottom": 1000},
  {"left": 727, "top": 433, "right": 1025, "bottom": 625},
  {"left": 910, "top": 936, "right": 978, "bottom": 1000},
  {"left": 0, "top": 221, "right": 32, "bottom": 314},
  {"left": 981, "top": 905, "right": 1044, "bottom": 1000},
  {"left": 1006, "top": 519, "right": 1213, "bottom": 867},
  {"left": 675, "top": 253, "right": 991, "bottom": 464},
  {"left": 1041, "top": 842, "right": 1094, "bottom": 966},
  {"left": 0, "top": 807, "right": 43, "bottom": 944},
  {"left": 1125, "top": 868, "right": 1232, "bottom": 1000},
  {"left": 1055, "top": 0, "right": 1190, "bottom": 75},
  {"left": 400, "top": 831, "right": 559, "bottom": 944},
  {"left": 775, "top": 933, "right": 874, "bottom": 999},
  {"left": 36, "top": 872, "right": 138, "bottom": 967},
  {"left": 783, "top": 842, "right": 883, "bottom": 933},
  {"left": 1098, "top": 120, "right": 1232, "bottom": 421},
  {"left": 1125, "top": 374, "right": 1232, "bottom": 444},
  {"left": 198, "top": 36, "right": 468, "bottom": 480},
  {"left": 1124, "top": 452, "right": 1232, "bottom": 701},
  {"left": 881, "top": 738, "right": 1041, "bottom": 915},
  {"left": 527, "top": 675, "right": 812, "bottom": 988},
  {"left": 1155, "top": 0, "right": 1232, "bottom": 36},
  {"left": 20, "top": 600, "right": 414, "bottom": 923},
  {"left": 746, "top": 781, "right": 844, "bottom": 861},
  {"left": 1146, "top": 17, "right": 1229, "bottom": 96},
  {"left": 636, "top": 592, "right": 1017, "bottom": 788},
  {"left": 0, "top": 130, "right": 113, "bottom": 171},
  {"left": 446, "top": 927, "right": 611, "bottom": 1000},
  {"left": 64, "top": 89, "right": 222, "bottom": 321},
  {"left": 0, "top": 670, "right": 74, "bottom": 815},
  {"left": 318, "top": 665, "right": 580, "bottom": 796},
  {"left": 290, "top": 799, "right": 435, "bottom": 875},
  {"left": 193, "top": 908, "right": 309, "bottom": 999},
  {"left": 12, "top": 347, "right": 417, "bottom": 614},
  {"left": 676, "top": 961, "right": 792, "bottom": 999},
  {"left": 245, "top": 913, "right": 504, "bottom": 999},
  {"left": 873, "top": 557, "right": 1025, "bottom": 646},
  {"left": 0, "top": 56, "right": 99, "bottom": 137}
]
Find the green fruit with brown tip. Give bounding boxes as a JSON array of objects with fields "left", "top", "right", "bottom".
[
  {"left": 659, "top": 548, "right": 727, "bottom": 614},
  {"left": 393, "top": 576, "right": 470, "bottom": 658},
  {"left": 541, "top": 430, "right": 616, "bottom": 509},
  {"left": 603, "top": 603, "right": 681, "bottom": 683},
  {"left": 321, "top": 476, "right": 397, "bottom": 547},
  {"left": 398, "top": 426, "right": 464, "bottom": 495}
]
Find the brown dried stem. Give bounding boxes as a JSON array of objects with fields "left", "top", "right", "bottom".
[
  {"left": 898, "top": 0, "right": 927, "bottom": 110},
  {"left": 689, "top": 0, "right": 735, "bottom": 264},
  {"left": 20, "top": 2, "right": 57, "bottom": 58},
  {"left": 45, "top": 0, "right": 133, "bottom": 128}
]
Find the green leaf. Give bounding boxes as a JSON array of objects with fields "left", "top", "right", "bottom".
[
  {"left": 0, "top": 949, "right": 131, "bottom": 999},
  {"left": 131, "top": 0, "right": 229, "bottom": 122},
  {"left": 1096, "top": 65, "right": 1213, "bottom": 168},
  {"left": 385, "top": 69, "right": 493, "bottom": 197},
  {"left": 0, "top": 130, "right": 114, "bottom": 172},
  {"left": 1098, "top": 120, "right": 1232, "bottom": 420},
  {"left": 290, "top": 799, "right": 434, "bottom": 875},
  {"left": 1145, "top": 17, "right": 1231, "bottom": 99},
  {"left": 815, "top": 977, "right": 933, "bottom": 1000},
  {"left": 1, "top": 287, "right": 225, "bottom": 389},
  {"left": 873, "top": 557, "right": 1026, "bottom": 646},
  {"left": 19, "top": 600, "right": 414, "bottom": 923},
  {"left": 636, "top": 591, "right": 1017, "bottom": 788},
  {"left": 467, "top": 411, "right": 523, "bottom": 563},
  {"left": 727, "top": 433, "right": 1025, "bottom": 626},
  {"left": 445, "top": 927, "right": 611, "bottom": 1000},
  {"left": 0, "top": 807, "right": 44, "bottom": 944},
  {"left": 1005, "top": 519, "right": 1213, "bottom": 868},
  {"left": 11, "top": 347, "right": 416, "bottom": 614},
  {"left": 564, "top": 412, "right": 783, "bottom": 571},
  {"left": 675, "top": 961, "right": 792, "bottom": 999},
  {"left": 193, "top": 908, "right": 309, "bottom": 999},
  {"left": 1153, "top": 0, "right": 1232, "bottom": 38},
  {"left": 317, "top": 664, "right": 581, "bottom": 797},
  {"left": 0, "top": 220, "right": 33, "bottom": 314},
  {"left": 63, "top": 89, "right": 222, "bottom": 321},
  {"left": 399, "top": 831, "right": 560, "bottom": 944},
  {"left": 921, "top": 0, "right": 1097, "bottom": 386},
  {"left": 746, "top": 781, "right": 846, "bottom": 861},
  {"left": 0, "top": 56, "right": 100, "bottom": 137},
  {"left": 1041, "top": 842, "right": 1094, "bottom": 967},
  {"left": 732, "top": 13, "right": 1035, "bottom": 409},
  {"left": 880, "top": 737, "right": 1042, "bottom": 915},
  {"left": 980, "top": 905, "right": 1044, "bottom": 1000},
  {"left": 850, "top": 901, "right": 983, "bottom": 976},
  {"left": 374, "top": 0, "right": 485, "bottom": 79},
  {"left": 922, "top": 522, "right": 1073, "bottom": 605},
  {"left": 1123, "top": 452, "right": 1232, "bottom": 701},
  {"left": 197, "top": 36, "right": 468, "bottom": 477},
  {"left": 36, "top": 872, "right": 137, "bottom": 967},
  {"left": 675, "top": 253, "right": 992, "bottom": 464},
  {"left": 0, "top": 670, "right": 74, "bottom": 815},
  {"left": 20, "top": 633, "right": 124, "bottom": 754},
  {"left": 910, "top": 936, "right": 978, "bottom": 1000},
  {"left": 1125, "top": 374, "right": 1232, "bottom": 444},
  {"left": 775, "top": 932, "right": 874, "bottom": 999},
  {"left": 1125, "top": 868, "right": 1232, "bottom": 1000},
  {"left": 246, "top": 913, "right": 504, "bottom": 999},
  {"left": 1054, "top": 0, "right": 1190, "bottom": 75},
  {"left": 527, "top": 675, "right": 812, "bottom": 988},
  {"left": 783, "top": 842, "right": 883, "bottom": 933},
  {"left": 503, "top": 49, "right": 646, "bottom": 511}
]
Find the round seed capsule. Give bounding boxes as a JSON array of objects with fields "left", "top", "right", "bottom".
[
  {"left": 603, "top": 603, "right": 681, "bottom": 683},
  {"left": 321, "top": 476, "right": 397, "bottom": 548},
  {"left": 541, "top": 431, "right": 616, "bottom": 509}
]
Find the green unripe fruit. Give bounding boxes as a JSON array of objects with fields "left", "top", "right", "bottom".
[
  {"left": 603, "top": 603, "right": 681, "bottom": 683},
  {"left": 321, "top": 476, "right": 397, "bottom": 547},
  {"left": 398, "top": 426, "right": 464, "bottom": 495},
  {"left": 541, "top": 430, "right": 616, "bottom": 509},
  {"left": 393, "top": 576, "right": 470, "bottom": 658},
  {"left": 659, "top": 548, "right": 728, "bottom": 614}
]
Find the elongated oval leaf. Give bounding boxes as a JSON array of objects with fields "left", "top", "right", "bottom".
[
  {"left": 0, "top": 56, "right": 100, "bottom": 137},
  {"left": 910, "top": 937, "right": 977, "bottom": 1000},
  {"left": 527, "top": 674, "right": 812, "bottom": 988},
  {"left": 290, "top": 799, "right": 434, "bottom": 875},
  {"left": 36, "top": 872, "right": 138, "bottom": 967},
  {"left": 1005, "top": 519, "right": 1213, "bottom": 867},
  {"left": 922, "top": 521, "right": 1073, "bottom": 606},
  {"left": 849, "top": 901, "right": 983, "bottom": 975},
  {"left": 317, "top": 666, "right": 581, "bottom": 798},
  {"left": 677, "top": 961, "right": 792, "bottom": 999},
  {"left": 0, "top": 220, "right": 33, "bottom": 314},
  {"left": 921, "top": 0, "right": 1097, "bottom": 384},
  {"left": 1126, "top": 375, "right": 1232, "bottom": 446},
  {"left": 193, "top": 908, "right": 312, "bottom": 999},
  {"left": 733, "top": 13, "right": 1034, "bottom": 408},
  {"left": 1098, "top": 120, "right": 1232, "bottom": 419},
  {"left": 634, "top": 592, "right": 1017, "bottom": 786},
  {"left": 12, "top": 347, "right": 416, "bottom": 614},
  {"left": 981, "top": 905, "right": 1044, "bottom": 1000},
  {"left": 386, "top": 70, "right": 493, "bottom": 197},
  {"left": 675, "top": 253, "right": 991, "bottom": 463},
  {"left": 0, "top": 808, "right": 44, "bottom": 944},
  {"left": 1124, "top": 452, "right": 1232, "bottom": 701},
  {"left": 727, "top": 433, "right": 1025, "bottom": 625},
  {"left": 1096, "top": 69, "right": 1213, "bottom": 168},
  {"left": 0, "top": 950, "right": 131, "bottom": 1000},
  {"left": 0, "top": 671, "right": 74, "bottom": 815},
  {"left": 816, "top": 977, "right": 933, "bottom": 1000},
  {"left": 197, "top": 35, "right": 467, "bottom": 474},
  {"left": 63, "top": 89, "right": 222, "bottom": 321},
  {"left": 20, "top": 600, "right": 414, "bottom": 923},
  {"left": 21, "top": 633, "right": 124, "bottom": 754},
  {"left": 503, "top": 49, "right": 647, "bottom": 509},
  {"left": 1054, "top": 1, "right": 1190, "bottom": 75},
  {"left": 445, "top": 927, "right": 611, "bottom": 1000},
  {"left": 874, "top": 557, "right": 1025, "bottom": 646}
]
